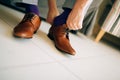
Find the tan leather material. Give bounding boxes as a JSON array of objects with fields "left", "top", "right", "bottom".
[
  {"left": 13, "top": 13, "right": 41, "bottom": 38},
  {"left": 48, "top": 24, "right": 76, "bottom": 55}
]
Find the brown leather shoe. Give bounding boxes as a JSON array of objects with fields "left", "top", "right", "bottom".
[
  {"left": 13, "top": 13, "right": 41, "bottom": 38},
  {"left": 48, "top": 24, "right": 76, "bottom": 55}
]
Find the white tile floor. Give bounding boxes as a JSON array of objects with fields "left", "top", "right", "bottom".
[{"left": 0, "top": 4, "right": 120, "bottom": 80}]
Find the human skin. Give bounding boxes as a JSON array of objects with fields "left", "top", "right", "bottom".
[
  {"left": 67, "top": 0, "right": 93, "bottom": 30},
  {"left": 46, "top": 0, "right": 59, "bottom": 24}
]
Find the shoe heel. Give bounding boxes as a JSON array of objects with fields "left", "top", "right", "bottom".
[
  {"left": 34, "top": 27, "right": 39, "bottom": 34},
  {"left": 47, "top": 33, "right": 54, "bottom": 40},
  {"left": 34, "top": 30, "right": 37, "bottom": 34}
]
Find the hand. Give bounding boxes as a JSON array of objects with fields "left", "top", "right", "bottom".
[
  {"left": 66, "top": 9, "right": 84, "bottom": 30},
  {"left": 66, "top": 0, "right": 93, "bottom": 30}
]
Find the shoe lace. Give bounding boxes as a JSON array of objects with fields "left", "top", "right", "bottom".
[
  {"left": 22, "top": 13, "right": 36, "bottom": 22},
  {"left": 65, "top": 28, "right": 70, "bottom": 40}
]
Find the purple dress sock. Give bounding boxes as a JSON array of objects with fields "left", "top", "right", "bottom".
[
  {"left": 53, "top": 8, "right": 71, "bottom": 26},
  {"left": 15, "top": 2, "right": 39, "bottom": 15}
]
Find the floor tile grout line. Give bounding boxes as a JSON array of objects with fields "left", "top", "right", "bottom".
[
  {"left": 58, "top": 62, "right": 83, "bottom": 80},
  {"left": 31, "top": 33, "right": 119, "bottom": 61},
  {"left": 0, "top": 16, "right": 14, "bottom": 30},
  {"left": 31, "top": 36, "right": 118, "bottom": 62},
  {"left": 0, "top": 61, "right": 58, "bottom": 71},
  {"left": 0, "top": 25, "right": 81, "bottom": 79},
  {"left": 0, "top": 12, "right": 118, "bottom": 60},
  {"left": 65, "top": 53, "right": 117, "bottom": 61},
  {"left": 31, "top": 40, "right": 83, "bottom": 80},
  {"left": 0, "top": 16, "right": 60, "bottom": 70},
  {"left": 0, "top": 17, "right": 61, "bottom": 68},
  {"left": 30, "top": 38, "right": 120, "bottom": 80}
]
